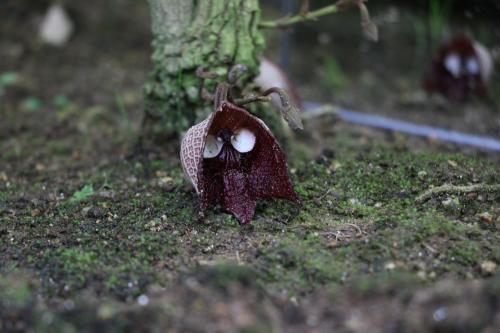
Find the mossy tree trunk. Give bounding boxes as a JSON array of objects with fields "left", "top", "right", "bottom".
[{"left": 142, "top": 0, "right": 266, "bottom": 144}]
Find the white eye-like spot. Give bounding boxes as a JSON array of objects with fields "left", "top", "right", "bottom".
[
  {"left": 203, "top": 135, "right": 223, "bottom": 158},
  {"left": 231, "top": 128, "right": 256, "bottom": 153},
  {"left": 466, "top": 57, "right": 479, "bottom": 75},
  {"left": 444, "top": 53, "right": 461, "bottom": 78}
]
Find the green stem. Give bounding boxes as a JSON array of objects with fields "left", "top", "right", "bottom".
[{"left": 258, "top": 4, "right": 339, "bottom": 29}]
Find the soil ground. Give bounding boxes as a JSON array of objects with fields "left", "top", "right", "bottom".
[{"left": 1, "top": 1, "right": 499, "bottom": 332}]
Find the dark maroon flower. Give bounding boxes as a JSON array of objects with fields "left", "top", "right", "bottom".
[
  {"left": 424, "top": 35, "right": 493, "bottom": 102},
  {"left": 180, "top": 101, "right": 299, "bottom": 225}
]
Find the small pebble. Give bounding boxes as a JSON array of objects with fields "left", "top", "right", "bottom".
[
  {"left": 39, "top": 4, "right": 74, "bottom": 46},
  {"left": 81, "top": 207, "right": 91, "bottom": 216},
  {"left": 384, "top": 262, "right": 396, "bottom": 270},
  {"left": 417, "top": 170, "right": 427, "bottom": 179},
  {"left": 480, "top": 261, "right": 497, "bottom": 276},
  {"left": 137, "top": 295, "right": 149, "bottom": 306},
  {"left": 433, "top": 307, "right": 448, "bottom": 322},
  {"left": 441, "top": 197, "right": 459, "bottom": 209},
  {"left": 98, "top": 190, "right": 115, "bottom": 199},
  {"left": 127, "top": 176, "right": 137, "bottom": 184},
  {"left": 478, "top": 212, "right": 492, "bottom": 223},
  {"left": 31, "top": 209, "right": 42, "bottom": 217}
]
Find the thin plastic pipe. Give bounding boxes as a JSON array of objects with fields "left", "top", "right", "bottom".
[{"left": 303, "top": 102, "right": 500, "bottom": 152}]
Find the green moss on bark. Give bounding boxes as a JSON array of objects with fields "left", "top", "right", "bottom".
[{"left": 143, "top": 0, "right": 268, "bottom": 143}]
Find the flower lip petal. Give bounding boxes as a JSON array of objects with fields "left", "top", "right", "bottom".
[
  {"left": 466, "top": 57, "right": 480, "bottom": 75},
  {"left": 444, "top": 53, "right": 461, "bottom": 78},
  {"left": 231, "top": 128, "right": 256, "bottom": 153},
  {"left": 203, "top": 134, "right": 223, "bottom": 158}
]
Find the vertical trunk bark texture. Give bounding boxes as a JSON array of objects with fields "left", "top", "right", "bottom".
[{"left": 143, "top": 0, "right": 265, "bottom": 142}]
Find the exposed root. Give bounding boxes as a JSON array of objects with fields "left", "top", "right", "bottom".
[
  {"left": 415, "top": 183, "right": 500, "bottom": 204},
  {"left": 320, "top": 223, "right": 367, "bottom": 244}
]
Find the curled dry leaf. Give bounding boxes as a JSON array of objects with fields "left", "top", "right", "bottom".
[
  {"left": 272, "top": 90, "right": 304, "bottom": 130},
  {"left": 259, "top": 87, "right": 303, "bottom": 130},
  {"left": 181, "top": 101, "right": 299, "bottom": 225},
  {"left": 282, "top": 104, "right": 304, "bottom": 130},
  {"left": 359, "top": 3, "right": 378, "bottom": 42}
]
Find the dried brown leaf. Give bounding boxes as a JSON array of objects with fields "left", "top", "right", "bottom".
[{"left": 359, "top": 3, "right": 378, "bottom": 42}]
